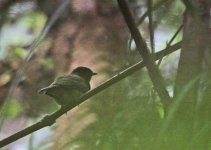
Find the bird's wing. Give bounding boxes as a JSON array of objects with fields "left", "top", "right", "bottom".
[
  {"left": 38, "top": 74, "right": 90, "bottom": 94},
  {"left": 53, "top": 74, "right": 90, "bottom": 92}
]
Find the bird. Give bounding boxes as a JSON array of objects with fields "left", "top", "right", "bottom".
[{"left": 38, "top": 66, "right": 97, "bottom": 106}]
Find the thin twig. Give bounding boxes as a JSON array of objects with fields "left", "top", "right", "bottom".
[
  {"left": 157, "top": 24, "right": 183, "bottom": 66},
  {"left": 0, "top": 41, "right": 181, "bottom": 148},
  {"left": 117, "top": 0, "right": 172, "bottom": 111},
  {"left": 147, "top": 0, "right": 155, "bottom": 53},
  {"left": 168, "top": 24, "right": 183, "bottom": 45}
]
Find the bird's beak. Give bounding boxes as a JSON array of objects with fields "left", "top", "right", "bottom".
[{"left": 92, "top": 72, "right": 97, "bottom": 76}]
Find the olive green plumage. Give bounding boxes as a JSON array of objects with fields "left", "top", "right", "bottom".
[{"left": 38, "top": 67, "right": 97, "bottom": 106}]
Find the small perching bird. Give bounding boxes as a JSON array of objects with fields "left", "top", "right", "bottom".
[{"left": 38, "top": 66, "right": 97, "bottom": 106}]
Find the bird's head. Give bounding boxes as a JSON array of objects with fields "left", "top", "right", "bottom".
[{"left": 71, "top": 66, "right": 97, "bottom": 82}]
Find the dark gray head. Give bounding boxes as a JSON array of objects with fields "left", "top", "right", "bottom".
[{"left": 71, "top": 67, "right": 97, "bottom": 82}]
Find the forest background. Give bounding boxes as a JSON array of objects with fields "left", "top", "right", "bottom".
[{"left": 0, "top": 0, "right": 210, "bottom": 149}]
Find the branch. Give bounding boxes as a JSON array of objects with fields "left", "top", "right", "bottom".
[
  {"left": 147, "top": 0, "right": 155, "bottom": 53},
  {"left": 117, "top": 0, "right": 172, "bottom": 111},
  {"left": 0, "top": 41, "right": 181, "bottom": 148},
  {"left": 157, "top": 24, "right": 183, "bottom": 66}
]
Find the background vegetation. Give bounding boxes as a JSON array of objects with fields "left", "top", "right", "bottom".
[{"left": 0, "top": 0, "right": 210, "bottom": 149}]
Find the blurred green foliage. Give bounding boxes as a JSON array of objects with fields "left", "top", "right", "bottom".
[
  {"left": 19, "top": 12, "right": 46, "bottom": 30},
  {"left": 40, "top": 58, "right": 55, "bottom": 70},
  {"left": 0, "top": 11, "right": 46, "bottom": 59},
  {"left": 4, "top": 99, "right": 22, "bottom": 118},
  {"left": 0, "top": 0, "right": 210, "bottom": 149},
  {"left": 13, "top": 47, "right": 26, "bottom": 58}
]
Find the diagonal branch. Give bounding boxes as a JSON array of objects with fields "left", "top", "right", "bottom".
[
  {"left": 117, "top": 0, "right": 172, "bottom": 111},
  {"left": 0, "top": 41, "right": 181, "bottom": 148},
  {"left": 168, "top": 24, "right": 183, "bottom": 46},
  {"left": 157, "top": 24, "right": 183, "bottom": 66}
]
